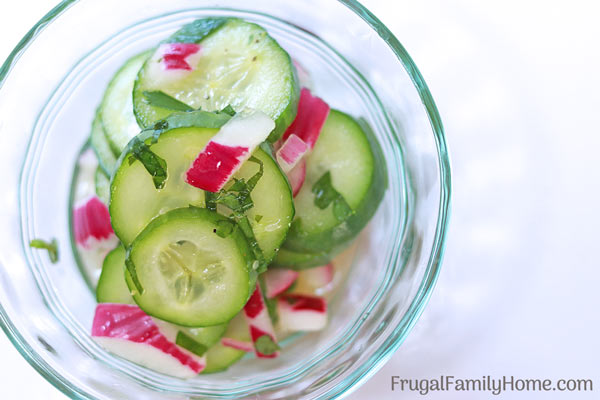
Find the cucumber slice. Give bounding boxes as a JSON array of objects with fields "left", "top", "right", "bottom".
[
  {"left": 133, "top": 18, "right": 299, "bottom": 142},
  {"left": 100, "top": 51, "right": 151, "bottom": 154},
  {"left": 96, "top": 245, "right": 228, "bottom": 343},
  {"left": 110, "top": 112, "right": 294, "bottom": 261},
  {"left": 96, "top": 245, "right": 133, "bottom": 304},
  {"left": 126, "top": 207, "right": 255, "bottom": 327},
  {"left": 203, "top": 313, "right": 250, "bottom": 374},
  {"left": 95, "top": 167, "right": 110, "bottom": 204},
  {"left": 90, "top": 113, "right": 118, "bottom": 176},
  {"left": 283, "top": 111, "right": 387, "bottom": 253}
]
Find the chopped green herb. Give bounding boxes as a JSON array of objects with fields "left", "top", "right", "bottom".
[
  {"left": 206, "top": 156, "right": 267, "bottom": 270},
  {"left": 246, "top": 156, "right": 264, "bottom": 192},
  {"left": 312, "top": 171, "right": 354, "bottom": 222},
  {"left": 215, "top": 219, "right": 236, "bottom": 238},
  {"left": 218, "top": 104, "right": 236, "bottom": 116},
  {"left": 125, "top": 251, "right": 144, "bottom": 294},
  {"left": 254, "top": 215, "right": 263, "bottom": 223},
  {"left": 29, "top": 238, "right": 58, "bottom": 263},
  {"left": 151, "top": 120, "right": 169, "bottom": 144},
  {"left": 254, "top": 335, "right": 280, "bottom": 355},
  {"left": 259, "top": 274, "right": 278, "bottom": 324},
  {"left": 333, "top": 197, "right": 353, "bottom": 221},
  {"left": 285, "top": 280, "right": 298, "bottom": 294},
  {"left": 235, "top": 215, "right": 266, "bottom": 273},
  {"left": 166, "top": 17, "right": 227, "bottom": 44},
  {"left": 175, "top": 331, "right": 208, "bottom": 356},
  {"left": 128, "top": 137, "right": 168, "bottom": 189},
  {"left": 204, "top": 191, "right": 217, "bottom": 212},
  {"left": 143, "top": 90, "right": 194, "bottom": 112}
]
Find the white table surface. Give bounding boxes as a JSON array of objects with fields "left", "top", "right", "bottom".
[{"left": 1, "top": 1, "right": 599, "bottom": 399}]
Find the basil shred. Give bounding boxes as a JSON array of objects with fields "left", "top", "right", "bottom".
[
  {"left": 29, "top": 238, "right": 59, "bottom": 263},
  {"left": 312, "top": 171, "right": 353, "bottom": 222}
]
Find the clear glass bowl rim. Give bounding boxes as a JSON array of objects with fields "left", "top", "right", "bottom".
[{"left": 0, "top": 1, "right": 452, "bottom": 399}]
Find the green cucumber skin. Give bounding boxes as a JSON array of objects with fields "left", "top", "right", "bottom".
[
  {"left": 126, "top": 207, "right": 256, "bottom": 327},
  {"left": 283, "top": 111, "right": 388, "bottom": 253},
  {"left": 96, "top": 245, "right": 134, "bottom": 304},
  {"left": 94, "top": 167, "right": 111, "bottom": 204},
  {"left": 269, "top": 62, "right": 299, "bottom": 142},
  {"left": 202, "top": 313, "right": 249, "bottom": 374},
  {"left": 132, "top": 18, "right": 299, "bottom": 142},
  {"left": 90, "top": 113, "right": 118, "bottom": 176},
  {"left": 100, "top": 51, "right": 152, "bottom": 155},
  {"left": 271, "top": 247, "right": 339, "bottom": 270},
  {"left": 183, "top": 324, "right": 227, "bottom": 349}
]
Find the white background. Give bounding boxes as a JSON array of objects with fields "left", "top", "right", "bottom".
[{"left": 1, "top": 1, "right": 599, "bottom": 399}]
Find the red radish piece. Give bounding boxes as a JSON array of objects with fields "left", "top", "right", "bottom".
[
  {"left": 186, "top": 111, "right": 275, "bottom": 192},
  {"left": 92, "top": 303, "right": 205, "bottom": 378},
  {"left": 301, "top": 263, "right": 334, "bottom": 289},
  {"left": 73, "top": 196, "right": 114, "bottom": 248},
  {"left": 221, "top": 338, "right": 253, "bottom": 352},
  {"left": 277, "top": 294, "right": 327, "bottom": 332},
  {"left": 160, "top": 43, "right": 201, "bottom": 71},
  {"left": 243, "top": 285, "right": 279, "bottom": 358},
  {"left": 265, "top": 269, "right": 299, "bottom": 298},
  {"left": 287, "top": 159, "right": 306, "bottom": 197},
  {"left": 282, "top": 88, "right": 330, "bottom": 149},
  {"left": 276, "top": 134, "right": 308, "bottom": 173}
]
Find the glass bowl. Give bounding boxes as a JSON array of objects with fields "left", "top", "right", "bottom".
[{"left": 0, "top": 0, "right": 451, "bottom": 398}]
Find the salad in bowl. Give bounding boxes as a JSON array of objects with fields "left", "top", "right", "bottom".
[{"left": 62, "top": 16, "right": 385, "bottom": 377}]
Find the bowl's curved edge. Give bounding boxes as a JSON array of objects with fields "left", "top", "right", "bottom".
[
  {"left": 0, "top": 1, "right": 451, "bottom": 399},
  {"left": 328, "top": 1, "right": 452, "bottom": 399},
  {"left": 0, "top": 2, "right": 94, "bottom": 399}
]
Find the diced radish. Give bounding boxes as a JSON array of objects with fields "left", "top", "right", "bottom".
[
  {"left": 288, "top": 159, "right": 306, "bottom": 197},
  {"left": 276, "top": 134, "right": 308, "bottom": 173},
  {"left": 293, "top": 59, "right": 313, "bottom": 90},
  {"left": 92, "top": 303, "right": 205, "bottom": 378},
  {"left": 265, "top": 269, "right": 299, "bottom": 298},
  {"left": 301, "top": 263, "right": 334, "bottom": 289},
  {"left": 221, "top": 337, "right": 253, "bottom": 352},
  {"left": 243, "top": 285, "right": 279, "bottom": 358},
  {"left": 73, "top": 196, "right": 114, "bottom": 248},
  {"left": 186, "top": 111, "right": 275, "bottom": 192},
  {"left": 160, "top": 43, "right": 201, "bottom": 71},
  {"left": 282, "top": 88, "right": 330, "bottom": 149},
  {"left": 145, "top": 43, "right": 203, "bottom": 86},
  {"left": 277, "top": 294, "right": 327, "bottom": 332}
]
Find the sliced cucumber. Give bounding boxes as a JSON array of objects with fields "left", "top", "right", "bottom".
[
  {"left": 95, "top": 167, "right": 110, "bottom": 204},
  {"left": 90, "top": 113, "right": 118, "bottom": 176},
  {"left": 100, "top": 51, "right": 151, "bottom": 154},
  {"left": 203, "top": 313, "right": 250, "bottom": 374},
  {"left": 96, "top": 245, "right": 228, "bottom": 343},
  {"left": 283, "top": 110, "right": 387, "bottom": 253},
  {"left": 126, "top": 207, "right": 255, "bottom": 327},
  {"left": 96, "top": 245, "right": 134, "bottom": 304},
  {"left": 133, "top": 18, "right": 299, "bottom": 142},
  {"left": 110, "top": 112, "right": 294, "bottom": 261}
]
